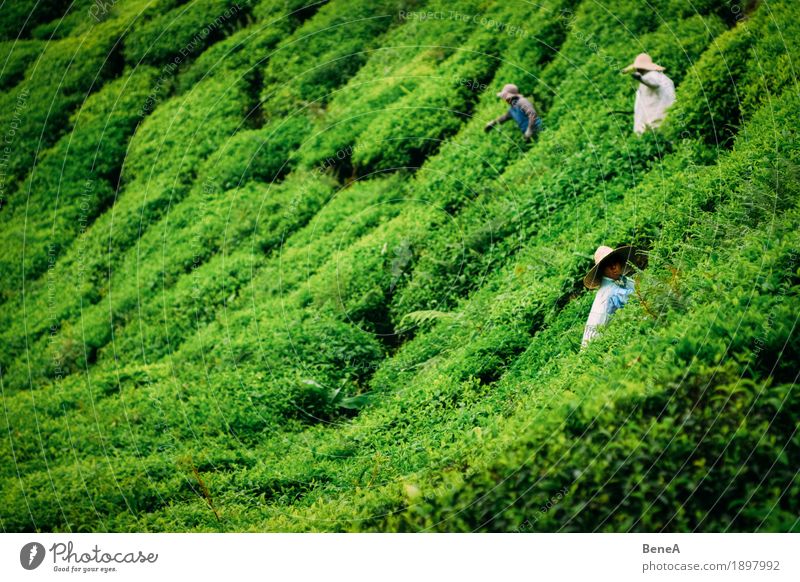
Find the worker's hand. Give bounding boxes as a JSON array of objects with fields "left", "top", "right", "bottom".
[
  {"left": 631, "top": 72, "right": 643, "bottom": 83},
  {"left": 484, "top": 121, "right": 495, "bottom": 133},
  {"left": 523, "top": 130, "right": 533, "bottom": 142}
]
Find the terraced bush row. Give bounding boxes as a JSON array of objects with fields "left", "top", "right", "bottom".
[
  {"left": 296, "top": 0, "right": 506, "bottom": 176},
  {"left": 123, "top": 0, "right": 251, "bottom": 66},
  {"left": 0, "top": 39, "right": 43, "bottom": 90},
  {"left": 0, "top": 0, "right": 319, "bottom": 310},
  {"left": 0, "top": 66, "right": 159, "bottom": 301},
  {"left": 0, "top": 1, "right": 190, "bottom": 209},
  {"left": 0, "top": 0, "right": 401, "bottom": 386},
  {"left": 0, "top": 70, "right": 252, "bottom": 387},
  {"left": 0, "top": 0, "right": 76, "bottom": 40},
  {"left": 0, "top": 21, "right": 122, "bottom": 206},
  {"left": 192, "top": 0, "right": 427, "bottom": 188}
]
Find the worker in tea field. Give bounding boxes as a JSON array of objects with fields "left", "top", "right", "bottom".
[
  {"left": 623, "top": 53, "right": 676, "bottom": 135},
  {"left": 484, "top": 83, "right": 542, "bottom": 142},
  {"left": 581, "top": 245, "right": 637, "bottom": 347}
]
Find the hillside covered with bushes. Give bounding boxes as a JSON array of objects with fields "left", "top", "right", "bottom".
[{"left": 1, "top": 0, "right": 798, "bottom": 532}]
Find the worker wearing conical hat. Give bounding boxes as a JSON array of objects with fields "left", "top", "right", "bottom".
[
  {"left": 581, "top": 245, "right": 637, "bottom": 347},
  {"left": 623, "top": 53, "right": 676, "bottom": 135}
]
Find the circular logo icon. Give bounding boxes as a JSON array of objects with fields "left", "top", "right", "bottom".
[{"left": 20, "top": 542, "right": 46, "bottom": 570}]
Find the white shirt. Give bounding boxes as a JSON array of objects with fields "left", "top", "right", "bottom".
[
  {"left": 633, "top": 71, "right": 676, "bottom": 134},
  {"left": 582, "top": 275, "right": 635, "bottom": 347}
]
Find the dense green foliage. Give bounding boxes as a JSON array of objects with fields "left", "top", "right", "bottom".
[{"left": 1, "top": 0, "right": 798, "bottom": 533}]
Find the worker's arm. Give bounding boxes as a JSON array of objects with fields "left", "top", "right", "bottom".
[
  {"left": 632, "top": 72, "right": 659, "bottom": 89},
  {"left": 484, "top": 111, "right": 511, "bottom": 132}
]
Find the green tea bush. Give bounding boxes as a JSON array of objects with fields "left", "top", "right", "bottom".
[
  {"left": 259, "top": 0, "right": 421, "bottom": 118},
  {"left": 0, "top": 20, "right": 126, "bottom": 202},
  {"left": 739, "top": 0, "right": 800, "bottom": 117},
  {"left": 199, "top": 114, "right": 309, "bottom": 189},
  {"left": 179, "top": 0, "right": 424, "bottom": 194},
  {"left": 350, "top": 32, "right": 499, "bottom": 174},
  {"left": 176, "top": 0, "right": 325, "bottom": 90},
  {"left": 0, "top": 39, "right": 42, "bottom": 90},
  {"left": 296, "top": 0, "right": 490, "bottom": 174},
  {"left": 0, "top": 0, "right": 73, "bottom": 40},
  {"left": 661, "top": 22, "right": 752, "bottom": 149},
  {"left": 0, "top": 66, "right": 159, "bottom": 301},
  {"left": 0, "top": 71, "right": 251, "bottom": 387},
  {"left": 123, "top": 0, "right": 250, "bottom": 66},
  {"left": 87, "top": 172, "right": 336, "bottom": 365}
]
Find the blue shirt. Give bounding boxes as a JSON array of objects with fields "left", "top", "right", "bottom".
[
  {"left": 509, "top": 102, "right": 531, "bottom": 132},
  {"left": 505, "top": 96, "right": 541, "bottom": 135},
  {"left": 582, "top": 275, "right": 635, "bottom": 346}
]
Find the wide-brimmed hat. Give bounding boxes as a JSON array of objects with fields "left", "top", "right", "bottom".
[
  {"left": 622, "top": 53, "right": 665, "bottom": 73},
  {"left": 496, "top": 83, "right": 520, "bottom": 100},
  {"left": 583, "top": 245, "right": 636, "bottom": 289}
]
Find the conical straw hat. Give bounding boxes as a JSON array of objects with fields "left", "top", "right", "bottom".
[
  {"left": 622, "top": 53, "right": 665, "bottom": 73},
  {"left": 583, "top": 245, "right": 635, "bottom": 289}
]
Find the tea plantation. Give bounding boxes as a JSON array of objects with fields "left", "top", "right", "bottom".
[{"left": 1, "top": 0, "right": 798, "bottom": 532}]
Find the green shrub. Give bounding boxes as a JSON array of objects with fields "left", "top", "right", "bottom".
[
  {"left": 200, "top": 115, "right": 310, "bottom": 189},
  {"left": 661, "top": 21, "right": 752, "bottom": 148},
  {"left": 177, "top": 0, "right": 325, "bottom": 90},
  {"left": 0, "top": 0, "right": 73, "bottom": 40},
  {"left": 0, "top": 39, "right": 42, "bottom": 90},
  {"left": 124, "top": 0, "right": 250, "bottom": 66},
  {"left": 259, "top": 0, "right": 421, "bottom": 118},
  {"left": 0, "top": 66, "right": 159, "bottom": 301},
  {"left": 739, "top": 0, "right": 800, "bottom": 117},
  {"left": 350, "top": 31, "right": 499, "bottom": 174},
  {"left": 0, "top": 20, "right": 127, "bottom": 202},
  {"left": 296, "top": 0, "right": 489, "bottom": 174}
]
